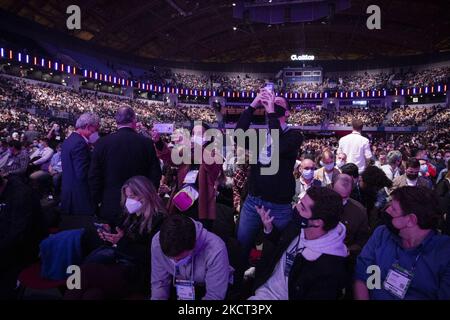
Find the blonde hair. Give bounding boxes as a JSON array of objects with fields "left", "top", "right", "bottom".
[{"left": 120, "top": 176, "right": 166, "bottom": 234}]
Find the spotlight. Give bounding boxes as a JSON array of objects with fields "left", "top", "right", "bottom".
[
  {"left": 233, "top": 26, "right": 237, "bottom": 31},
  {"left": 232, "top": 2, "right": 236, "bottom": 6}
]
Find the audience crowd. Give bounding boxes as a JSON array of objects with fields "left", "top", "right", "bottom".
[{"left": 0, "top": 74, "right": 450, "bottom": 301}]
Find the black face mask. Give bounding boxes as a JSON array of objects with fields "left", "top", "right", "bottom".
[
  {"left": 382, "top": 211, "right": 400, "bottom": 236},
  {"left": 293, "top": 206, "right": 317, "bottom": 229},
  {"left": 406, "top": 173, "right": 418, "bottom": 181},
  {"left": 274, "top": 104, "right": 287, "bottom": 118}
]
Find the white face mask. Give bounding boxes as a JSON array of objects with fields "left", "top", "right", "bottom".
[
  {"left": 125, "top": 198, "right": 142, "bottom": 214},
  {"left": 302, "top": 169, "right": 314, "bottom": 180},
  {"left": 321, "top": 161, "right": 335, "bottom": 172},
  {"left": 336, "top": 160, "right": 345, "bottom": 168},
  {"left": 89, "top": 131, "right": 100, "bottom": 144}
]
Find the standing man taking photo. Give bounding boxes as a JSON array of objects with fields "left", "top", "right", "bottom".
[{"left": 235, "top": 87, "right": 303, "bottom": 266}]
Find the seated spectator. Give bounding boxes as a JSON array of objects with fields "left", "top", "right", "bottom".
[
  {"left": 354, "top": 186, "right": 450, "bottom": 300},
  {"left": 360, "top": 166, "right": 392, "bottom": 228},
  {"left": 381, "top": 150, "right": 402, "bottom": 181},
  {"left": 48, "top": 143, "right": 63, "bottom": 194},
  {"left": 341, "top": 163, "right": 363, "bottom": 204},
  {"left": 436, "top": 153, "right": 450, "bottom": 185},
  {"left": 151, "top": 214, "right": 231, "bottom": 300},
  {"left": 332, "top": 173, "right": 369, "bottom": 259},
  {"left": 0, "top": 175, "right": 44, "bottom": 298},
  {"left": 315, "top": 149, "right": 340, "bottom": 188},
  {"left": 294, "top": 157, "right": 321, "bottom": 202},
  {"left": 416, "top": 149, "right": 437, "bottom": 179},
  {"left": 1, "top": 141, "right": 29, "bottom": 178},
  {"left": 336, "top": 152, "right": 347, "bottom": 169},
  {"left": 23, "top": 123, "right": 40, "bottom": 144},
  {"left": 65, "top": 176, "right": 166, "bottom": 299},
  {"left": 47, "top": 122, "right": 65, "bottom": 150},
  {"left": 249, "top": 187, "right": 348, "bottom": 300},
  {"left": 393, "top": 158, "right": 432, "bottom": 190},
  {"left": 29, "top": 137, "right": 54, "bottom": 173},
  {"left": 375, "top": 151, "right": 387, "bottom": 168}
]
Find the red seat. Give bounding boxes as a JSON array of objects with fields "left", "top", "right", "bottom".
[
  {"left": 18, "top": 262, "right": 66, "bottom": 290},
  {"left": 249, "top": 248, "right": 262, "bottom": 266},
  {"left": 47, "top": 227, "right": 60, "bottom": 234}
]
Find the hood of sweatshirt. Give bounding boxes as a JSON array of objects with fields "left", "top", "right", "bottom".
[{"left": 299, "top": 222, "right": 348, "bottom": 261}]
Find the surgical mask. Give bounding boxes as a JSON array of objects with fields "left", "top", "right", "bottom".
[
  {"left": 445, "top": 157, "right": 450, "bottom": 164},
  {"left": 89, "top": 131, "right": 100, "bottom": 144},
  {"left": 320, "top": 161, "right": 335, "bottom": 171},
  {"left": 38, "top": 143, "right": 44, "bottom": 149},
  {"left": 436, "top": 156, "right": 442, "bottom": 160},
  {"left": 125, "top": 198, "right": 142, "bottom": 214},
  {"left": 336, "top": 160, "right": 345, "bottom": 168},
  {"left": 302, "top": 169, "right": 314, "bottom": 180}
]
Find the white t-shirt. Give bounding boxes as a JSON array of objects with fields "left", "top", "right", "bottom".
[{"left": 338, "top": 131, "right": 372, "bottom": 174}]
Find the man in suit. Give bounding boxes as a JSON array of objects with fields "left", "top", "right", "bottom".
[
  {"left": 332, "top": 173, "right": 369, "bottom": 258},
  {"left": 314, "top": 149, "right": 341, "bottom": 188},
  {"left": 89, "top": 106, "right": 162, "bottom": 224},
  {"left": 61, "top": 113, "right": 100, "bottom": 216},
  {"left": 392, "top": 157, "right": 432, "bottom": 190}
]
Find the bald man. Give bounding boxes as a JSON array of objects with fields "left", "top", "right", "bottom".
[{"left": 295, "top": 158, "right": 322, "bottom": 202}]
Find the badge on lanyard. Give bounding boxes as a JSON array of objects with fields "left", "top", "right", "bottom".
[
  {"left": 284, "top": 236, "right": 302, "bottom": 277},
  {"left": 175, "top": 279, "right": 195, "bottom": 301},
  {"left": 383, "top": 263, "right": 414, "bottom": 299},
  {"left": 284, "top": 252, "right": 296, "bottom": 277}
]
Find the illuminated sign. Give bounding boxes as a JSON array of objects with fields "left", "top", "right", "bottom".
[{"left": 291, "top": 54, "right": 315, "bottom": 61}]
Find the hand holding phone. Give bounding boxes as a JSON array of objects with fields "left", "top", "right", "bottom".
[{"left": 94, "top": 223, "right": 110, "bottom": 233}]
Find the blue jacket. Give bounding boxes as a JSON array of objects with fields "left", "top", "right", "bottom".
[
  {"left": 40, "top": 229, "right": 84, "bottom": 280},
  {"left": 61, "top": 132, "right": 94, "bottom": 215}
]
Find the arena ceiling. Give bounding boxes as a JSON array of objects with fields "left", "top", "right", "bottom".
[{"left": 0, "top": 0, "right": 449, "bottom": 63}]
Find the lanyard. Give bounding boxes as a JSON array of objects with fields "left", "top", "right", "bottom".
[
  {"left": 394, "top": 245, "right": 423, "bottom": 274},
  {"left": 173, "top": 255, "right": 195, "bottom": 287},
  {"left": 287, "top": 235, "right": 304, "bottom": 257}
]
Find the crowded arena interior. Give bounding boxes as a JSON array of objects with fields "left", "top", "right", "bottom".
[{"left": 0, "top": 0, "right": 450, "bottom": 304}]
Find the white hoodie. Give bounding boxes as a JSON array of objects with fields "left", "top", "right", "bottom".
[{"left": 249, "top": 222, "right": 348, "bottom": 300}]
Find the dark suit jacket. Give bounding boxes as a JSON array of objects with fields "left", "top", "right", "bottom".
[
  {"left": 89, "top": 127, "right": 162, "bottom": 223},
  {"left": 342, "top": 198, "right": 369, "bottom": 259},
  {"left": 61, "top": 132, "right": 94, "bottom": 215}
]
